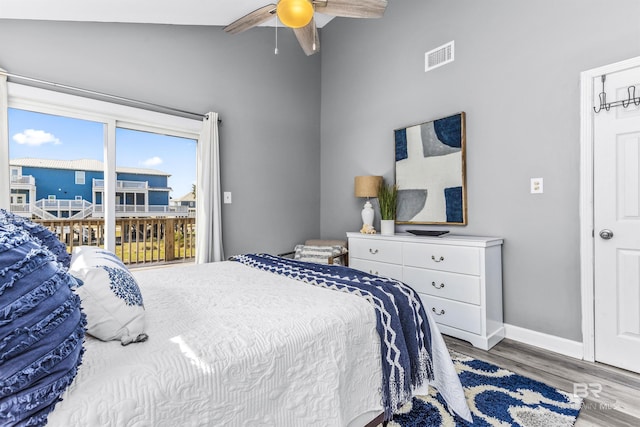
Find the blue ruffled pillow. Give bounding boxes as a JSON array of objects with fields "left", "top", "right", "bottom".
[
  {"left": 0, "top": 223, "right": 86, "bottom": 426},
  {"left": 0, "top": 209, "right": 71, "bottom": 268}
]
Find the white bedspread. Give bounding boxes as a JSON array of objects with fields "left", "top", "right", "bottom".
[{"left": 48, "top": 261, "right": 470, "bottom": 426}]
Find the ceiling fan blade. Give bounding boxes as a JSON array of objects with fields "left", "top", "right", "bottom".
[
  {"left": 224, "top": 4, "right": 277, "bottom": 35},
  {"left": 313, "top": 0, "right": 388, "bottom": 18},
  {"left": 293, "top": 18, "right": 320, "bottom": 56}
]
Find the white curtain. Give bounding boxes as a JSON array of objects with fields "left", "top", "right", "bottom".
[
  {"left": 196, "top": 112, "right": 224, "bottom": 263},
  {"left": 0, "top": 69, "right": 9, "bottom": 210}
]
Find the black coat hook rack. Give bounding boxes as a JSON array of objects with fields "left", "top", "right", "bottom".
[{"left": 594, "top": 74, "right": 640, "bottom": 113}]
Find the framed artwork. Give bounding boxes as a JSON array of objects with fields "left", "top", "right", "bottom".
[{"left": 394, "top": 112, "right": 467, "bottom": 225}]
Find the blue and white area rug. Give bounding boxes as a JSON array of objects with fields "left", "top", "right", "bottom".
[{"left": 388, "top": 351, "right": 583, "bottom": 426}]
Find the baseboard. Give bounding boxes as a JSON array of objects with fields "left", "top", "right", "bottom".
[{"left": 504, "top": 323, "right": 584, "bottom": 360}]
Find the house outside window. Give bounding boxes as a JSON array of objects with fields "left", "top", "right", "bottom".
[{"left": 75, "top": 171, "right": 85, "bottom": 185}]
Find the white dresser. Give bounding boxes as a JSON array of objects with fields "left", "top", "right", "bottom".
[{"left": 347, "top": 232, "right": 504, "bottom": 350}]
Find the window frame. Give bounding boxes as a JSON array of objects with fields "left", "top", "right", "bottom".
[
  {"left": 4, "top": 83, "right": 202, "bottom": 251},
  {"left": 75, "top": 170, "right": 86, "bottom": 185}
]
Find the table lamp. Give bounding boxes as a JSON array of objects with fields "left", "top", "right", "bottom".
[{"left": 354, "top": 175, "right": 382, "bottom": 233}]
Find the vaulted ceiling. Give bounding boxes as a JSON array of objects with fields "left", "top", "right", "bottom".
[{"left": 0, "top": 0, "right": 335, "bottom": 28}]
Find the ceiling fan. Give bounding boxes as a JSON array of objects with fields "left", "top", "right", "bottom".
[{"left": 224, "top": 0, "right": 388, "bottom": 56}]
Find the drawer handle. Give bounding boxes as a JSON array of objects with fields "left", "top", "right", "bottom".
[
  {"left": 369, "top": 248, "right": 379, "bottom": 255},
  {"left": 432, "top": 307, "right": 446, "bottom": 316},
  {"left": 369, "top": 270, "right": 379, "bottom": 275},
  {"left": 432, "top": 281, "right": 445, "bottom": 289},
  {"left": 431, "top": 255, "right": 445, "bottom": 262}
]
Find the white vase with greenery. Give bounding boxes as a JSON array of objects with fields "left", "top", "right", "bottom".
[{"left": 378, "top": 180, "right": 398, "bottom": 236}]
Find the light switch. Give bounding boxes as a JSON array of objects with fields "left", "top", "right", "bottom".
[
  {"left": 530, "top": 178, "right": 543, "bottom": 194},
  {"left": 224, "top": 192, "right": 232, "bottom": 204}
]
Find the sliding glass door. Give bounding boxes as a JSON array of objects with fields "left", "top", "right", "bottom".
[
  {"left": 8, "top": 107, "right": 106, "bottom": 251},
  {"left": 4, "top": 84, "right": 201, "bottom": 265},
  {"left": 115, "top": 127, "right": 196, "bottom": 263}
]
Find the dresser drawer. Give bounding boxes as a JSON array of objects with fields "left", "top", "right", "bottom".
[
  {"left": 349, "top": 238, "right": 403, "bottom": 264},
  {"left": 420, "top": 295, "right": 482, "bottom": 335},
  {"left": 350, "top": 258, "right": 403, "bottom": 281},
  {"left": 403, "top": 242, "right": 480, "bottom": 275},
  {"left": 403, "top": 267, "right": 480, "bottom": 305}
]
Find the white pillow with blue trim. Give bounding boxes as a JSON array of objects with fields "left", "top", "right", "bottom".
[{"left": 69, "top": 246, "right": 148, "bottom": 346}]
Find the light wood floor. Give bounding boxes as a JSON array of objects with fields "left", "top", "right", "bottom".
[{"left": 444, "top": 335, "right": 640, "bottom": 427}]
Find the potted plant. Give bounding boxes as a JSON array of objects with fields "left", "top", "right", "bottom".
[{"left": 378, "top": 180, "right": 398, "bottom": 235}]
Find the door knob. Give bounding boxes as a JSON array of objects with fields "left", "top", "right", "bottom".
[{"left": 599, "top": 229, "right": 614, "bottom": 240}]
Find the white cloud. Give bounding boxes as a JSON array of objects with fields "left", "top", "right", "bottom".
[
  {"left": 142, "top": 156, "right": 163, "bottom": 166},
  {"left": 13, "top": 129, "right": 61, "bottom": 146}
]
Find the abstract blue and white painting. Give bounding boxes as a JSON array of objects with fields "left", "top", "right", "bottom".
[{"left": 395, "top": 112, "right": 466, "bottom": 224}]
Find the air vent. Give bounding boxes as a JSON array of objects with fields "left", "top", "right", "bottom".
[{"left": 425, "top": 41, "right": 455, "bottom": 72}]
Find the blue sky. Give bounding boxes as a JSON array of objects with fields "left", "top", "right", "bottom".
[{"left": 8, "top": 108, "right": 196, "bottom": 199}]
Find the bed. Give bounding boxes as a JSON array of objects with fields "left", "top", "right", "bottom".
[
  {"left": 0, "top": 211, "right": 470, "bottom": 426},
  {"left": 48, "top": 257, "right": 470, "bottom": 426}
]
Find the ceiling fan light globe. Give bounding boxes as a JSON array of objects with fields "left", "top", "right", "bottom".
[{"left": 277, "top": 0, "right": 314, "bottom": 28}]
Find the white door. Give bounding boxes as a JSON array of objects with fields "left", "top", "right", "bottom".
[{"left": 593, "top": 65, "right": 640, "bottom": 373}]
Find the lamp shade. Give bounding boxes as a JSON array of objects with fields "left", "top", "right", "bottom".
[
  {"left": 354, "top": 176, "right": 383, "bottom": 198},
  {"left": 277, "top": 0, "right": 314, "bottom": 28}
]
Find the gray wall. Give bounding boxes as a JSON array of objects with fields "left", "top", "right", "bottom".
[
  {"left": 0, "top": 19, "right": 321, "bottom": 257},
  {"left": 2, "top": 0, "right": 640, "bottom": 343},
  {"left": 320, "top": 0, "right": 640, "bottom": 341}
]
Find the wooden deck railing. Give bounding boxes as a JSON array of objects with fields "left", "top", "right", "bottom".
[{"left": 34, "top": 217, "right": 196, "bottom": 266}]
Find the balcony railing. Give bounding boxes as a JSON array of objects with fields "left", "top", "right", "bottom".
[
  {"left": 36, "top": 199, "right": 92, "bottom": 210},
  {"left": 93, "top": 179, "right": 148, "bottom": 190},
  {"left": 9, "top": 203, "right": 31, "bottom": 213},
  {"left": 11, "top": 199, "right": 192, "bottom": 220},
  {"left": 34, "top": 217, "right": 196, "bottom": 266},
  {"left": 92, "top": 204, "right": 191, "bottom": 217},
  {"left": 10, "top": 175, "right": 35, "bottom": 185}
]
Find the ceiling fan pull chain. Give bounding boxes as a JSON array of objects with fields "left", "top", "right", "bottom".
[
  {"left": 312, "top": 3, "right": 317, "bottom": 52},
  {"left": 274, "top": 18, "right": 279, "bottom": 55},
  {"left": 313, "top": 28, "right": 317, "bottom": 51}
]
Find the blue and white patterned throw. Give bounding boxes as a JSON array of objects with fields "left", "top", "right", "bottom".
[{"left": 231, "top": 253, "right": 434, "bottom": 420}]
